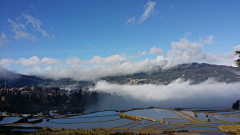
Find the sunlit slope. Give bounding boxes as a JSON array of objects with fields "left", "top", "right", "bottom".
[
  {"left": 102, "top": 63, "right": 240, "bottom": 84},
  {"left": 1, "top": 63, "right": 240, "bottom": 87}
]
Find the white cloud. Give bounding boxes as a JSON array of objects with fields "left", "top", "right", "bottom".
[
  {"left": 138, "top": 50, "right": 147, "bottom": 55},
  {"left": 43, "top": 65, "right": 52, "bottom": 71},
  {"left": 66, "top": 56, "right": 84, "bottom": 65},
  {"left": 66, "top": 54, "right": 127, "bottom": 65},
  {"left": 162, "top": 38, "right": 238, "bottom": 68},
  {"left": 38, "top": 58, "right": 158, "bottom": 80},
  {"left": 149, "top": 46, "right": 164, "bottom": 55},
  {"left": 8, "top": 18, "right": 36, "bottom": 41},
  {"left": 8, "top": 18, "right": 26, "bottom": 31},
  {"left": 0, "top": 67, "right": 17, "bottom": 80},
  {"left": 128, "top": 55, "right": 138, "bottom": 59},
  {"left": 184, "top": 32, "right": 192, "bottom": 38},
  {"left": 0, "top": 58, "right": 16, "bottom": 69},
  {"left": 128, "top": 50, "right": 147, "bottom": 60},
  {"left": 138, "top": 1, "right": 156, "bottom": 23},
  {"left": 203, "top": 35, "right": 215, "bottom": 45},
  {"left": 88, "top": 54, "right": 128, "bottom": 65},
  {"left": 24, "top": 66, "right": 42, "bottom": 73},
  {"left": 22, "top": 14, "right": 55, "bottom": 40},
  {"left": 41, "top": 57, "right": 62, "bottom": 65},
  {"left": 6, "top": 56, "right": 63, "bottom": 73},
  {"left": 17, "top": 56, "right": 41, "bottom": 66},
  {"left": 0, "top": 56, "right": 63, "bottom": 71},
  {"left": 8, "top": 17, "right": 35, "bottom": 41},
  {"left": 164, "top": 38, "right": 204, "bottom": 68},
  {"left": 16, "top": 56, "right": 63, "bottom": 67},
  {"left": 127, "top": 1, "right": 156, "bottom": 25},
  {"left": 233, "top": 45, "right": 240, "bottom": 51},
  {"left": 0, "top": 41, "right": 7, "bottom": 47},
  {"left": 0, "top": 32, "right": 8, "bottom": 47},
  {"left": 14, "top": 31, "right": 36, "bottom": 41},
  {"left": 126, "top": 17, "right": 135, "bottom": 25},
  {"left": 162, "top": 38, "right": 207, "bottom": 68},
  {"left": 30, "top": 4, "right": 37, "bottom": 11},
  {"left": 53, "top": 37, "right": 237, "bottom": 79},
  {"left": 88, "top": 43, "right": 93, "bottom": 46},
  {"left": 0, "top": 36, "right": 238, "bottom": 81},
  {"left": 1, "top": 32, "right": 6, "bottom": 39},
  {"left": 91, "top": 78, "right": 240, "bottom": 108},
  {"left": 7, "top": 14, "right": 54, "bottom": 42}
]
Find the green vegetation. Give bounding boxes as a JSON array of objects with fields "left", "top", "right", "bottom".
[
  {"left": 0, "top": 126, "right": 121, "bottom": 135},
  {"left": 219, "top": 123, "right": 240, "bottom": 134},
  {"left": 232, "top": 100, "right": 239, "bottom": 109},
  {"left": 102, "top": 63, "right": 240, "bottom": 85},
  {"left": 0, "top": 127, "right": 203, "bottom": 135},
  {"left": 119, "top": 112, "right": 156, "bottom": 122},
  {"left": 28, "top": 127, "right": 118, "bottom": 135},
  {"left": 235, "top": 50, "right": 240, "bottom": 68},
  {"left": 0, "top": 74, "right": 94, "bottom": 88},
  {"left": 1, "top": 63, "right": 240, "bottom": 89},
  {"left": 0, "top": 87, "right": 122, "bottom": 114},
  {"left": 232, "top": 52, "right": 240, "bottom": 109}
]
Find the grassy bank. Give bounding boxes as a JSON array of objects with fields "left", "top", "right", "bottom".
[{"left": 219, "top": 123, "right": 240, "bottom": 134}]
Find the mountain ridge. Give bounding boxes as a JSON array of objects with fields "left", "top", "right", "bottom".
[
  {"left": 101, "top": 62, "right": 240, "bottom": 84},
  {"left": 1, "top": 62, "right": 240, "bottom": 88}
]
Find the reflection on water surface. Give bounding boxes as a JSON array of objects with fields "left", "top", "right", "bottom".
[{"left": 0, "top": 107, "right": 239, "bottom": 134}]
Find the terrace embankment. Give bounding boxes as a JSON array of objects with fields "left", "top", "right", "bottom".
[
  {"left": 1, "top": 108, "right": 240, "bottom": 134},
  {"left": 219, "top": 124, "right": 240, "bottom": 134}
]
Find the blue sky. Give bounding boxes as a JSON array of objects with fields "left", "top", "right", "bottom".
[{"left": 0, "top": 0, "right": 240, "bottom": 80}]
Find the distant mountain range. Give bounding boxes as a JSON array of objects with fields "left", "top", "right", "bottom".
[
  {"left": 102, "top": 62, "right": 240, "bottom": 84},
  {"left": 0, "top": 74, "right": 44, "bottom": 88},
  {"left": 1, "top": 62, "right": 240, "bottom": 88}
]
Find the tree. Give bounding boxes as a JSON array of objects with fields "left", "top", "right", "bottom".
[
  {"left": 235, "top": 50, "right": 240, "bottom": 68},
  {"left": 233, "top": 51, "right": 240, "bottom": 109},
  {"left": 232, "top": 100, "right": 239, "bottom": 109}
]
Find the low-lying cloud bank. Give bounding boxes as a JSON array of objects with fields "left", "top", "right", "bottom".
[
  {"left": 90, "top": 78, "right": 240, "bottom": 109},
  {"left": 0, "top": 37, "right": 239, "bottom": 81},
  {"left": 0, "top": 67, "right": 16, "bottom": 80}
]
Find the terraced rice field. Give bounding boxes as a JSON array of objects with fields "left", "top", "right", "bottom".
[{"left": 1, "top": 107, "right": 240, "bottom": 134}]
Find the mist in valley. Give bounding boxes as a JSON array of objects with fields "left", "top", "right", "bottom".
[
  {"left": 89, "top": 78, "right": 240, "bottom": 111},
  {"left": 1, "top": 36, "right": 240, "bottom": 112}
]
